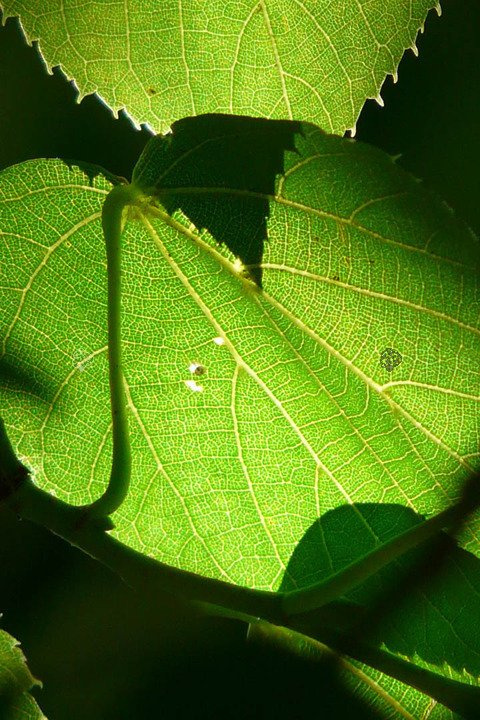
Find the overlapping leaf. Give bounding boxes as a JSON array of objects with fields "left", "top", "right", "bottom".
[{"left": 1, "top": 0, "right": 437, "bottom": 133}]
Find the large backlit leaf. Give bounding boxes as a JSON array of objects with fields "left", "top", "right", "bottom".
[
  {"left": 1, "top": 116, "right": 479, "bottom": 576},
  {"left": 1, "top": 117, "right": 479, "bottom": 715},
  {"left": 0, "top": 628, "right": 45, "bottom": 720},
  {"left": 1, "top": 0, "right": 437, "bottom": 133}
]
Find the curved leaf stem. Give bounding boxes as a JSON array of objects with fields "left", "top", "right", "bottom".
[
  {"left": 8, "top": 478, "right": 286, "bottom": 623},
  {"left": 3, "top": 401, "right": 478, "bottom": 629},
  {"left": 4, "top": 473, "right": 480, "bottom": 715},
  {"left": 5, "top": 472, "right": 477, "bottom": 629},
  {"left": 85, "top": 182, "right": 143, "bottom": 520}
]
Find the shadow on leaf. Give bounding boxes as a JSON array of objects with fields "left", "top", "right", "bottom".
[
  {"left": 133, "top": 114, "right": 303, "bottom": 287},
  {"left": 280, "top": 503, "right": 480, "bottom": 677},
  {"left": 62, "top": 158, "right": 126, "bottom": 187},
  {"left": 0, "top": 354, "right": 56, "bottom": 402}
]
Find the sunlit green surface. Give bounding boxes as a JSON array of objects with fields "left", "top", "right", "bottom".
[
  {"left": 1, "top": 123, "right": 479, "bottom": 583},
  {"left": 1, "top": 0, "right": 436, "bottom": 133}
]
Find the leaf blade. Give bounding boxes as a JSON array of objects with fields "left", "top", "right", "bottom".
[{"left": 2, "top": 0, "right": 437, "bottom": 133}]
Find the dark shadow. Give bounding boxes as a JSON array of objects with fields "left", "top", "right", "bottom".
[
  {"left": 0, "top": 501, "right": 383, "bottom": 720},
  {"left": 0, "top": 693, "right": 28, "bottom": 719},
  {"left": 355, "top": 0, "right": 480, "bottom": 236},
  {"left": 0, "top": 354, "right": 56, "bottom": 403},
  {"left": 62, "top": 158, "right": 126, "bottom": 187},
  {"left": 280, "top": 502, "right": 480, "bottom": 678},
  {"left": 134, "top": 114, "right": 302, "bottom": 287}
]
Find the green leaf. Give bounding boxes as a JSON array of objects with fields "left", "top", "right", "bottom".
[
  {"left": 1, "top": 0, "right": 438, "bottom": 133},
  {"left": 1, "top": 117, "right": 479, "bottom": 714},
  {"left": 1, "top": 116, "right": 479, "bottom": 578},
  {"left": 0, "top": 628, "right": 45, "bottom": 720}
]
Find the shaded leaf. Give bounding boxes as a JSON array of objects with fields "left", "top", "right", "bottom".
[
  {"left": 133, "top": 114, "right": 302, "bottom": 286},
  {"left": 284, "top": 503, "right": 480, "bottom": 683}
]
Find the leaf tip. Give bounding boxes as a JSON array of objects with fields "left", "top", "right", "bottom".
[
  {"left": 410, "top": 43, "right": 419, "bottom": 58},
  {"left": 118, "top": 104, "right": 146, "bottom": 131},
  {"left": 435, "top": 2, "right": 442, "bottom": 17},
  {"left": 375, "top": 94, "right": 384, "bottom": 108},
  {"left": 346, "top": 124, "right": 357, "bottom": 138}
]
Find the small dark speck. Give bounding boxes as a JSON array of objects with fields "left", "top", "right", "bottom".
[
  {"left": 332, "top": 275, "right": 340, "bottom": 281},
  {"left": 147, "top": 88, "right": 157, "bottom": 96}
]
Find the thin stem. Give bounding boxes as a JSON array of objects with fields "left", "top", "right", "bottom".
[
  {"left": 85, "top": 182, "right": 142, "bottom": 519},
  {"left": 5, "top": 473, "right": 480, "bottom": 716},
  {"left": 6, "top": 478, "right": 359, "bottom": 632}
]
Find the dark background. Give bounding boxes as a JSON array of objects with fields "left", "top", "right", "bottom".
[{"left": 0, "top": 1, "right": 478, "bottom": 717}]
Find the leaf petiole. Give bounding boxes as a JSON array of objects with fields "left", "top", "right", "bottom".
[{"left": 84, "top": 182, "right": 145, "bottom": 521}]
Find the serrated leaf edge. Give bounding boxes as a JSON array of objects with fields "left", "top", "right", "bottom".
[{"left": 3, "top": 3, "right": 441, "bottom": 136}]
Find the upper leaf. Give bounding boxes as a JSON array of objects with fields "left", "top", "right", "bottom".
[
  {"left": 1, "top": 0, "right": 437, "bottom": 133},
  {"left": 0, "top": 628, "right": 45, "bottom": 720}
]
